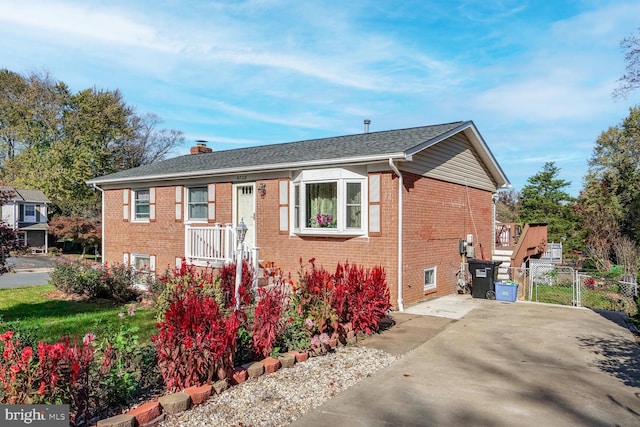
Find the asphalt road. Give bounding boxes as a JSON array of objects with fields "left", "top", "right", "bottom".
[
  {"left": 0, "top": 271, "right": 50, "bottom": 288},
  {"left": 0, "top": 255, "right": 54, "bottom": 288}
]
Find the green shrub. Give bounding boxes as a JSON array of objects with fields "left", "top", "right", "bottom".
[{"left": 49, "top": 259, "right": 139, "bottom": 302}]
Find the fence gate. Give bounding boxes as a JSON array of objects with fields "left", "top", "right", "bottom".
[{"left": 504, "top": 266, "right": 638, "bottom": 315}]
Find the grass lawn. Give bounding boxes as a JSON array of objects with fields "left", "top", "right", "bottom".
[
  {"left": 534, "top": 284, "right": 637, "bottom": 314},
  {"left": 0, "top": 285, "right": 157, "bottom": 344}
]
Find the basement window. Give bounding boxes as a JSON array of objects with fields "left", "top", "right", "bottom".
[{"left": 424, "top": 267, "right": 437, "bottom": 291}]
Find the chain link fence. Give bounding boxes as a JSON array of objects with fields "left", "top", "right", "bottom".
[{"left": 502, "top": 266, "right": 638, "bottom": 315}]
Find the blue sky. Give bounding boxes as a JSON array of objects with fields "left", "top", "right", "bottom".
[{"left": 2, "top": 0, "right": 639, "bottom": 196}]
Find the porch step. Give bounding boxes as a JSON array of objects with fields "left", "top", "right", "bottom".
[{"left": 493, "top": 249, "right": 513, "bottom": 282}]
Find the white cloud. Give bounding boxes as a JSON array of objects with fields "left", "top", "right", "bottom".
[{"left": 0, "top": 0, "right": 179, "bottom": 52}]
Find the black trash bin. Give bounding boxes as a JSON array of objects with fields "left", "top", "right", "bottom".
[{"left": 468, "top": 259, "right": 502, "bottom": 299}]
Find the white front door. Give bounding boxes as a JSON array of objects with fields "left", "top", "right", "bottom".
[{"left": 234, "top": 184, "right": 256, "bottom": 248}]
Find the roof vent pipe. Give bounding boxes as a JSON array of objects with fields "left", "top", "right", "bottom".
[{"left": 364, "top": 119, "right": 371, "bottom": 133}]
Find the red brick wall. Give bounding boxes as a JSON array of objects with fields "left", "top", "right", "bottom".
[
  {"left": 401, "top": 173, "right": 494, "bottom": 306},
  {"left": 255, "top": 173, "right": 400, "bottom": 306},
  {"left": 104, "top": 186, "right": 184, "bottom": 273},
  {"left": 102, "top": 172, "right": 494, "bottom": 309}
]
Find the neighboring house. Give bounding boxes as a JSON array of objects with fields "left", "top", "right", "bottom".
[
  {"left": 88, "top": 121, "right": 510, "bottom": 310},
  {"left": 0, "top": 185, "right": 51, "bottom": 253}
]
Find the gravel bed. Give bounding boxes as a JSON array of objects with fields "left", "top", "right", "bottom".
[{"left": 160, "top": 346, "right": 399, "bottom": 427}]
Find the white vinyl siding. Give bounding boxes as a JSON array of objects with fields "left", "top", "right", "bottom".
[{"left": 402, "top": 133, "right": 497, "bottom": 192}]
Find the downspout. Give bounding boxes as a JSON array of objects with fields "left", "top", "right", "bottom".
[
  {"left": 492, "top": 192, "right": 498, "bottom": 258},
  {"left": 388, "top": 158, "right": 404, "bottom": 312},
  {"left": 92, "top": 183, "right": 105, "bottom": 266}
]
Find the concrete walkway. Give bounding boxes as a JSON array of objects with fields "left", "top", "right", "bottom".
[{"left": 290, "top": 296, "right": 640, "bottom": 427}]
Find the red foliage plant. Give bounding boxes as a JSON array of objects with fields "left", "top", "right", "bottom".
[
  {"left": 297, "top": 258, "right": 338, "bottom": 333},
  {"left": 152, "top": 289, "right": 243, "bottom": 392},
  {"left": 218, "top": 260, "right": 254, "bottom": 308},
  {"left": 251, "top": 285, "right": 287, "bottom": 357},
  {"left": 333, "top": 261, "right": 391, "bottom": 334},
  {"left": 0, "top": 331, "right": 112, "bottom": 425}
]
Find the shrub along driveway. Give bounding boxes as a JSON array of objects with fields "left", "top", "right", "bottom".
[{"left": 291, "top": 298, "right": 640, "bottom": 427}]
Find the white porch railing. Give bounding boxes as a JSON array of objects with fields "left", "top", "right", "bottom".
[{"left": 185, "top": 223, "right": 258, "bottom": 271}]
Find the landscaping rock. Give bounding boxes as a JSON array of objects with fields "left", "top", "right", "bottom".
[
  {"left": 158, "top": 392, "right": 191, "bottom": 414},
  {"left": 262, "top": 356, "right": 281, "bottom": 374},
  {"left": 127, "top": 401, "right": 161, "bottom": 426},
  {"left": 140, "top": 413, "right": 166, "bottom": 427},
  {"left": 292, "top": 350, "right": 309, "bottom": 363},
  {"left": 96, "top": 413, "right": 135, "bottom": 427},
  {"left": 184, "top": 384, "right": 212, "bottom": 405},
  {"left": 278, "top": 353, "right": 296, "bottom": 368},
  {"left": 213, "top": 378, "right": 229, "bottom": 394},
  {"left": 247, "top": 361, "right": 265, "bottom": 378},
  {"left": 231, "top": 367, "right": 248, "bottom": 385}
]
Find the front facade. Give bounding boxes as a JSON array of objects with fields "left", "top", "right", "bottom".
[
  {"left": 89, "top": 121, "right": 509, "bottom": 309},
  {"left": 0, "top": 186, "right": 51, "bottom": 252}
]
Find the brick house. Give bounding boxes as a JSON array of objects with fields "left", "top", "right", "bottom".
[
  {"left": 0, "top": 185, "right": 51, "bottom": 253},
  {"left": 88, "top": 121, "right": 509, "bottom": 310}
]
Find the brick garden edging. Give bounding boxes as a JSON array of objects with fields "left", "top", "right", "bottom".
[{"left": 95, "top": 326, "right": 357, "bottom": 427}]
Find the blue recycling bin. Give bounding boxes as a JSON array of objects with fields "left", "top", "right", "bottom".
[{"left": 495, "top": 281, "right": 518, "bottom": 302}]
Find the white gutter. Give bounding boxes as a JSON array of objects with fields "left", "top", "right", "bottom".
[
  {"left": 92, "top": 184, "right": 105, "bottom": 266},
  {"left": 388, "top": 158, "right": 404, "bottom": 312},
  {"left": 87, "top": 153, "right": 408, "bottom": 186}
]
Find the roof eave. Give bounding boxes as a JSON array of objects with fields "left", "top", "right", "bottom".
[
  {"left": 87, "top": 152, "right": 408, "bottom": 186},
  {"left": 405, "top": 120, "right": 510, "bottom": 189}
]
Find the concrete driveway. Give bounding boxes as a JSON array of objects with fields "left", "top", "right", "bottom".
[{"left": 291, "top": 297, "right": 640, "bottom": 427}]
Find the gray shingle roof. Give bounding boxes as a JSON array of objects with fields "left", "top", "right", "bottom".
[
  {"left": 90, "top": 122, "right": 467, "bottom": 184},
  {"left": 0, "top": 186, "right": 50, "bottom": 203}
]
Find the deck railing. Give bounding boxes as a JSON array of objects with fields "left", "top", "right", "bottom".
[
  {"left": 495, "top": 222, "right": 521, "bottom": 247},
  {"left": 185, "top": 223, "right": 257, "bottom": 270}
]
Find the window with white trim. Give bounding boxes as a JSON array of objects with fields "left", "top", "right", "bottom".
[
  {"left": 133, "top": 189, "right": 150, "bottom": 221},
  {"left": 133, "top": 254, "right": 150, "bottom": 272},
  {"left": 23, "top": 204, "right": 36, "bottom": 222},
  {"left": 424, "top": 267, "right": 437, "bottom": 291},
  {"left": 131, "top": 253, "right": 156, "bottom": 289},
  {"left": 292, "top": 168, "right": 366, "bottom": 235},
  {"left": 187, "top": 187, "right": 208, "bottom": 220}
]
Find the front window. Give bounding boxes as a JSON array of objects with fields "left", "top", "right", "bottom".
[
  {"left": 188, "top": 187, "right": 208, "bottom": 220},
  {"left": 134, "top": 189, "right": 150, "bottom": 220},
  {"left": 346, "top": 182, "right": 361, "bottom": 229},
  {"left": 306, "top": 182, "right": 337, "bottom": 228},
  {"left": 22, "top": 204, "right": 36, "bottom": 222},
  {"left": 294, "top": 184, "right": 300, "bottom": 229},
  {"left": 292, "top": 168, "right": 366, "bottom": 235}
]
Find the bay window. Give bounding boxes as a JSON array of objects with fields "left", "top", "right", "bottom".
[{"left": 292, "top": 168, "right": 366, "bottom": 235}]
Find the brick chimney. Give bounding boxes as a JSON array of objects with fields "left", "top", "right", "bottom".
[{"left": 190, "top": 142, "right": 213, "bottom": 155}]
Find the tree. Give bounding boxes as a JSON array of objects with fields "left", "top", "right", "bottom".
[
  {"left": 116, "top": 113, "right": 185, "bottom": 170},
  {"left": 49, "top": 216, "right": 101, "bottom": 258},
  {"left": 0, "top": 69, "right": 184, "bottom": 217},
  {"left": 518, "top": 162, "right": 578, "bottom": 248},
  {"left": 0, "top": 189, "right": 22, "bottom": 275},
  {"left": 576, "top": 106, "right": 640, "bottom": 274},
  {"left": 495, "top": 188, "right": 519, "bottom": 223},
  {"left": 613, "top": 27, "right": 640, "bottom": 99}
]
